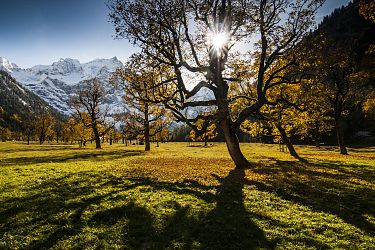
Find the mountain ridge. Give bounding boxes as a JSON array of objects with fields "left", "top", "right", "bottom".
[
  {"left": 0, "top": 56, "right": 125, "bottom": 115},
  {"left": 0, "top": 70, "right": 64, "bottom": 132}
]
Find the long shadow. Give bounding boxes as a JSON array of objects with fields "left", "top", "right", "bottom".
[
  {"left": 198, "top": 168, "right": 272, "bottom": 249},
  {"left": 0, "top": 172, "right": 106, "bottom": 249},
  {"left": 249, "top": 160, "right": 375, "bottom": 235},
  {"left": 0, "top": 168, "right": 272, "bottom": 249},
  {"left": 0, "top": 145, "right": 76, "bottom": 154},
  {"left": 135, "top": 168, "right": 271, "bottom": 248},
  {"left": 89, "top": 202, "right": 157, "bottom": 249},
  {"left": 0, "top": 149, "right": 144, "bottom": 166}
]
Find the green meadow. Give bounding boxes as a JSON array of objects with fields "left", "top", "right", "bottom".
[{"left": 0, "top": 142, "right": 374, "bottom": 249}]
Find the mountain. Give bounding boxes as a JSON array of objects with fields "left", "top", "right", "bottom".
[
  {"left": 0, "top": 57, "right": 20, "bottom": 72},
  {"left": 0, "top": 57, "right": 125, "bottom": 115},
  {"left": 0, "top": 70, "right": 63, "bottom": 131}
]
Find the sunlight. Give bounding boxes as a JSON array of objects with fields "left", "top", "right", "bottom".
[{"left": 209, "top": 31, "right": 229, "bottom": 51}]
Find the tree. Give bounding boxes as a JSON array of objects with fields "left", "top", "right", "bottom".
[
  {"left": 54, "top": 120, "right": 64, "bottom": 143},
  {"left": 363, "top": 92, "right": 375, "bottom": 120},
  {"left": 359, "top": 0, "right": 375, "bottom": 23},
  {"left": 69, "top": 78, "right": 108, "bottom": 149},
  {"left": 189, "top": 120, "right": 217, "bottom": 146},
  {"left": 240, "top": 120, "right": 270, "bottom": 143},
  {"left": 109, "top": 0, "right": 324, "bottom": 167},
  {"left": 309, "top": 37, "right": 369, "bottom": 154},
  {"left": 0, "top": 127, "right": 11, "bottom": 142},
  {"left": 63, "top": 116, "right": 92, "bottom": 148},
  {"left": 363, "top": 91, "right": 375, "bottom": 134},
  {"left": 23, "top": 115, "right": 37, "bottom": 145},
  {"left": 35, "top": 111, "right": 55, "bottom": 144},
  {"left": 112, "top": 54, "right": 172, "bottom": 151}
]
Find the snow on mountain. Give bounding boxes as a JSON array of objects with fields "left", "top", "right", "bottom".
[
  {"left": 0, "top": 71, "right": 63, "bottom": 126},
  {"left": 0, "top": 57, "right": 20, "bottom": 73},
  {"left": 0, "top": 56, "right": 125, "bottom": 115}
]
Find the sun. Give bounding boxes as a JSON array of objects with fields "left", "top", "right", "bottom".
[{"left": 209, "top": 32, "right": 228, "bottom": 51}]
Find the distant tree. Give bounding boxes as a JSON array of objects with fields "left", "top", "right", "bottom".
[
  {"left": 106, "top": 126, "right": 121, "bottom": 145},
  {"left": 362, "top": 91, "right": 375, "bottom": 134},
  {"left": 69, "top": 78, "right": 108, "bottom": 149},
  {"left": 0, "top": 127, "right": 11, "bottom": 142},
  {"left": 63, "top": 116, "right": 92, "bottom": 148},
  {"left": 240, "top": 120, "right": 270, "bottom": 143},
  {"left": 359, "top": 0, "right": 375, "bottom": 23},
  {"left": 189, "top": 120, "right": 217, "bottom": 147},
  {"left": 35, "top": 111, "right": 55, "bottom": 144},
  {"left": 310, "top": 37, "right": 369, "bottom": 154},
  {"left": 109, "top": 0, "right": 324, "bottom": 167},
  {"left": 112, "top": 54, "right": 172, "bottom": 151},
  {"left": 170, "top": 124, "right": 191, "bottom": 142},
  {"left": 0, "top": 106, "right": 5, "bottom": 123},
  {"left": 363, "top": 92, "right": 375, "bottom": 120},
  {"left": 115, "top": 113, "right": 138, "bottom": 146},
  {"left": 54, "top": 120, "right": 64, "bottom": 143},
  {"left": 22, "top": 114, "right": 37, "bottom": 145}
]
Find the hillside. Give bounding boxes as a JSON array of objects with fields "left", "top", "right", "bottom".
[
  {"left": 0, "top": 70, "right": 64, "bottom": 131},
  {"left": 316, "top": 0, "right": 375, "bottom": 74},
  {"left": 306, "top": 0, "right": 375, "bottom": 143},
  {"left": 0, "top": 57, "right": 124, "bottom": 115}
]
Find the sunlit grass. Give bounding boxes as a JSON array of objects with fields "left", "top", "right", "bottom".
[{"left": 0, "top": 141, "right": 374, "bottom": 249}]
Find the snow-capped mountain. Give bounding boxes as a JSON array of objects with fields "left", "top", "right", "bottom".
[
  {"left": 0, "top": 57, "right": 20, "bottom": 73},
  {"left": 0, "top": 71, "right": 63, "bottom": 126},
  {"left": 0, "top": 56, "right": 124, "bottom": 115}
]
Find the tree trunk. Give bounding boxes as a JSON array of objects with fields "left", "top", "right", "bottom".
[
  {"left": 144, "top": 105, "right": 150, "bottom": 151},
  {"left": 27, "top": 131, "right": 30, "bottom": 145},
  {"left": 276, "top": 124, "right": 300, "bottom": 159},
  {"left": 39, "top": 135, "right": 44, "bottom": 145},
  {"left": 221, "top": 120, "right": 250, "bottom": 168},
  {"left": 145, "top": 125, "right": 150, "bottom": 151},
  {"left": 92, "top": 125, "right": 101, "bottom": 149},
  {"left": 335, "top": 118, "right": 348, "bottom": 155}
]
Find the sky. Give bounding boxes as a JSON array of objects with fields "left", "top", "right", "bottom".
[{"left": 0, "top": 0, "right": 351, "bottom": 68}]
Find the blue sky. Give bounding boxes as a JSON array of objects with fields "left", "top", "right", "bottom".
[{"left": 0, "top": 0, "right": 351, "bottom": 68}]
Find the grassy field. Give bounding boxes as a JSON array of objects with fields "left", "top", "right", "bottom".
[{"left": 0, "top": 142, "right": 374, "bottom": 249}]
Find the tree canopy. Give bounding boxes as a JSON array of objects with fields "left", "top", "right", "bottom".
[{"left": 108, "top": 0, "right": 324, "bottom": 167}]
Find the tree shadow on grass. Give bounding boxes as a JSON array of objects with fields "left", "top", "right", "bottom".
[
  {"left": 0, "top": 149, "right": 144, "bottom": 166},
  {"left": 0, "top": 168, "right": 272, "bottom": 249},
  {"left": 248, "top": 159, "right": 375, "bottom": 235},
  {"left": 0, "top": 145, "right": 76, "bottom": 154},
  {"left": 197, "top": 168, "right": 272, "bottom": 249},
  {"left": 87, "top": 169, "right": 272, "bottom": 249}
]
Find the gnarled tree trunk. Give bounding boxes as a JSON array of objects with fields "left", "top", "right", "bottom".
[
  {"left": 221, "top": 119, "right": 250, "bottom": 168},
  {"left": 275, "top": 124, "right": 302, "bottom": 160}
]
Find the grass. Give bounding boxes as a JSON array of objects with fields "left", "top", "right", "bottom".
[{"left": 0, "top": 141, "right": 374, "bottom": 249}]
